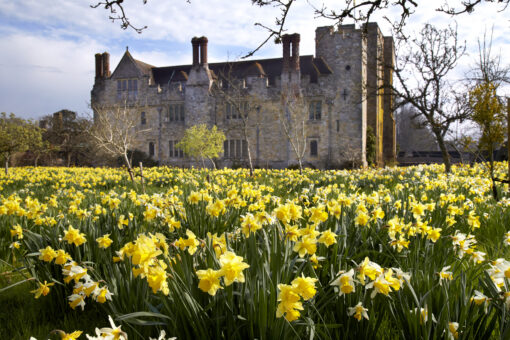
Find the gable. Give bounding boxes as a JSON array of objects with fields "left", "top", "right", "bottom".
[{"left": 111, "top": 51, "right": 145, "bottom": 79}]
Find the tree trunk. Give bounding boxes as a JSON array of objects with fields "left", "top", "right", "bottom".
[
  {"left": 66, "top": 152, "right": 71, "bottom": 167},
  {"left": 489, "top": 145, "right": 499, "bottom": 201},
  {"left": 433, "top": 130, "right": 451, "bottom": 173},
  {"left": 34, "top": 154, "right": 40, "bottom": 167},
  {"left": 139, "top": 162, "right": 146, "bottom": 194},
  {"left": 208, "top": 157, "right": 217, "bottom": 170},
  {"left": 243, "top": 123, "right": 254, "bottom": 176},
  {"left": 246, "top": 142, "right": 254, "bottom": 177},
  {"left": 298, "top": 157, "right": 303, "bottom": 175},
  {"left": 5, "top": 155, "right": 10, "bottom": 176},
  {"left": 123, "top": 153, "right": 135, "bottom": 182}
]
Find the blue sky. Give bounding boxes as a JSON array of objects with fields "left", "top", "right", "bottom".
[{"left": 0, "top": 0, "right": 509, "bottom": 120}]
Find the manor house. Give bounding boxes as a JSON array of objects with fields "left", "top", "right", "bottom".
[{"left": 91, "top": 23, "right": 396, "bottom": 168}]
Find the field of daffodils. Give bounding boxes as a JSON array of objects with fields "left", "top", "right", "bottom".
[{"left": 1, "top": 163, "right": 510, "bottom": 339}]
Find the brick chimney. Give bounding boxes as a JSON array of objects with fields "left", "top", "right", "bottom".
[
  {"left": 199, "top": 36, "right": 208, "bottom": 65},
  {"left": 95, "top": 53, "right": 103, "bottom": 79},
  {"left": 282, "top": 34, "right": 291, "bottom": 72},
  {"left": 192, "top": 37, "right": 200, "bottom": 66},
  {"left": 290, "top": 33, "right": 300, "bottom": 71},
  {"left": 102, "top": 52, "right": 110, "bottom": 78}
]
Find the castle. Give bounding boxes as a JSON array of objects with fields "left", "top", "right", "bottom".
[{"left": 91, "top": 23, "right": 396, "bottom": 169}]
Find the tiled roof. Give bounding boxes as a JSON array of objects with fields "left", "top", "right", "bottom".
[
  {"left": 151, "top": 55, "right": 332, "bottom": 86},
  {"left": 134, "top": 59, "right": 155, "bottom": 75}
]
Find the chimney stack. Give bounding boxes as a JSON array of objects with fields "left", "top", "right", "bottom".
[
  {"left": 102, "top": 52, "right": 110, "bottom": 78},
  {"left": 95, "top": 53, "right": 103, "bottom": 79},
  {"left": 282, "top": 34, "right": 291, "bottom": 72},
  {"left": 290, "top": 33, "right": 300, "bottom": 71},
  {"left": 199, "top": 36, "right": 208, "bottom": 65},
  {"left": 191, "top": 37, "right": 200, "bottom": 66}
]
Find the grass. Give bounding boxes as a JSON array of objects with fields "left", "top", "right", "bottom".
[{"left": 0, "top": 262, "right": 106, "bottom": 340}]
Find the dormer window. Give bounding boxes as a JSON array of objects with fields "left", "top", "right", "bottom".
[{"left": 117, "top": 79, "right": 138, "bottom": 99}]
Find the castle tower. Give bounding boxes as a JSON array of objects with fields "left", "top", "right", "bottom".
[
  {"left": 383, "top": 36, "right": 396, "bottom": 164},
  {"left": 315, "top": 25, "right": 368, "bottom": 167}
]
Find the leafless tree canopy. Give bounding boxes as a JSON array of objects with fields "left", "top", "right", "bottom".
[
  {"left": 389, "top": 24, "right": 469, "bottom": 172},
  {"left": 91, "top": 0, "right": 148, "bottom": 33},
  {"left": 91, "top": 101, "right": 151, "bottom": 181},
  {"left": 211, "top": 65, "right": 258, "bottom": 175},
  {"left": 92, "top": 0, "right": 509, "bottom": 56},
  {"left": 466, "top": 27, "right": 510, "bottom": 87}
]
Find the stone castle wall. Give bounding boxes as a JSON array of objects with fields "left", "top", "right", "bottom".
[{"left": 91, "top": 24, "right": 395, "bottom": 169}]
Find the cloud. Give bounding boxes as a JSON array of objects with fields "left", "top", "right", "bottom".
[{"left": 0, "top": 30, "right": 105, "bottom": 119}]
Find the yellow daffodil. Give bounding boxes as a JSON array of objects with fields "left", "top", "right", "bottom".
[
  {"left": 38, "top": 246, "right": 57, "bottom": 262},
  {"left": 63, "top": 225, "right": 87, "bottom": 247},
  {"left": 348, "top": 302, "right": 369, "bottom": 321},
  {"left": 219, "top": 251, "right": 250, "bottom": 286},
  {"left": 196, "top": 268, "right": 223, "bottom": 296},
  {"left": 31, "top": 280, "right": 55, "bottom": 298},
  {"left": 96, "top": 234, "right": 113, "bottom": 249}
]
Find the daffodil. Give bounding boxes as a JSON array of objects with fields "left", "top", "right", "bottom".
[
  {"left": 54, "top": 250, "right": 72, "bottom": 265},
  {"left": 87, "top": 315, "right": 127, "bottom": 340},
  {"left": 31, "top": 280, "right": 55, "bottom": 298},
  {"left": 355, "top": 212, "right": 370, "bottom": 226},
  {"left": 219, "top": 251, "right": 250, "bottom": 286},
  {"left": 196, "top": 268, "right": 223, "bottom": 296},
  {"left": 38, "top": 246, "right": 57, "bottom": 262},
  {"left": 240, "top": 213, "right": 262, "bottom": 238},
  {"left": 331, "top": 269, "right": 355, "bottom": 296},
  {"left": 57, "top": 330, "right": 83, "bottom": 340},
  {"left": 357, "top": 257, "right": 382, "bottom": 285},
  {"left": 348, "top": 302, "right": 369, "bottom": 321},
  {"left": 94, "top": 286, "right": 114, "bottom": 303},
  {"left": 96, "top": 234, "right": 113, "bottom": 249},
  {"left": 63, "top": 225, "right": 87, "bottom": 247},
  {"left": 318, "top": 229, "right": 337, "bottom": 247},
  {"left": 291, "top": 275, "right": 318, "bottom": 300},
  {"left": 276, "top": 284, "right": 303, "bottom": 322},
  {"left": 438, "top": 265, "right": 453, "bottom": 285},
  {"left": 470, "top": 290, "right": 490, "bottom": 313},
  {"left": 10, "top": 224, "right": 23, "bottom": 239},
  {"left": 448, "top": 322, "right": 459, "bottom": 339}
]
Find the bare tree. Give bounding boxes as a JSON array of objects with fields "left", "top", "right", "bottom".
[
  {"left": 388, "top": 23, "right": 468, "bottom": 173},
  {"left": 212, "top": 67, "right": 258, "bottom": 176},
  {"left": 90, "top": 101, "right": 151, "bottom": 182},
  {"left": 467, "top": 27, "right": 510, "bottom": 87},
  {"left": 340, "top": 139, "right": 363, "bottom": 169},
  {"left": 279, "top": 91, "right": 307, "bottom": 173},
  {"left": 465, "top": 27, "right": 510, "bottom": 192}
]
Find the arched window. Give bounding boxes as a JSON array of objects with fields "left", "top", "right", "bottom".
[
  {"left": 310, "top": 140, "right": 318, "bottom": 157},
  {"left": 149, "top": 142, "right": 155, "bottom": 157},
  {"left": 141, "top": 112, "right": 146, "bottom": 125}
]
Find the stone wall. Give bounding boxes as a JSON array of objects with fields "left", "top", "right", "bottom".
[{"left": 91, "top": 24, "right": 395, "bottom": 169}]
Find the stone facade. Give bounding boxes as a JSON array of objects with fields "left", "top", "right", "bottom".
[{"left": 91, "top": 24, "right": 396, "bottom": 169}]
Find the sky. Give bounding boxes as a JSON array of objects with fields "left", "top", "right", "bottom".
[{"left": 0, "top": 0, "right": 509, "bottom": 120}]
